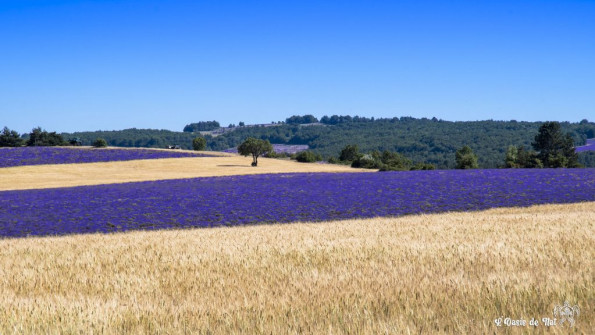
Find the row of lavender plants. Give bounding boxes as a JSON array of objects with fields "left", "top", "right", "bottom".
[
  {"left": 576, "top": 138, "right": 595, "bottom": 152},
  {"left": 1, "top": 169, "right": 593, "bottom": 238},
  {"left": 0, "top": 147, "right": 214, "bottom": 168}
]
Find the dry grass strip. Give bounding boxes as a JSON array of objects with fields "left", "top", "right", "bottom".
[
  {"left": 0, "top": 155, "right": 368, "bottom": 191},
  {"left": 0, "top": 202, "right": 592, "bottom": 334}
]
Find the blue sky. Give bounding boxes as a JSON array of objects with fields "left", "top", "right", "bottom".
[{"left": 1, "top": 0, "right": 594, "bottom": 133}]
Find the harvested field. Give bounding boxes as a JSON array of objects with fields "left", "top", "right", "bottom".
[
  {"left": 0, "top": 202, "right": 593, "bottom": 334},
  {"left": 0, "top": 155, "right": 368, "bottom": 191}
]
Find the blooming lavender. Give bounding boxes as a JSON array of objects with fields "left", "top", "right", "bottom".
[
  {"left": 1, "top": 169, "right": 593, "bottom": 238},
  {"left": 0, "top": 147, "right": 215, "bottom": 168},
  {"left": 576, "top": 138, "right": 595, "bottom": 152}
]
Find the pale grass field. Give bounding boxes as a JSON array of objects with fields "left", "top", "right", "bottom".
[
  {"left": 0, "top": 202, "right": 592, "bottom": 334},
  {"left": 0, "top": 154, "right": 368, "bottom": 191}
]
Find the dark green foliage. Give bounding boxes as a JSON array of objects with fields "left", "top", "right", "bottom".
[
  {"left": 61, "top": 118, "right": 595, "bottom": 168},
  {"left": 504, "top": 145, "right": 542, "bottom": 168},
  {"left": 348, "top": 149, "right": 434, "bottom": 171},
  {"left": 378, "top": 150, "right": 412, "bottom": 170},
  {"left": 351, "top": 150, "right": 415, "bottom": 171},
  {"left": 183, "top": 121, "right": 220, "bottom": 132},
  {"left": 351, "top": 154, "right": 379, "bottom": 169},
  {"left": 265, "top": 151, "right": 290, "bottom": 159},
  {"left": 26, "top": 127, "right": 66, "bottom": 146},
  {"left": 202, "top": 118, "right": 592, "bottom": 168},
  {"left": 192, "top": 137, "right": 207, "bottom": 151},
  {"left": 327, "top": 157, "right": 342, "bottom": 164},
  {"left": 239, "top": 122, "right": 245, "bottom": 127},
  {"left": 69, "top": 137, "right": 82, "bottom": 146},
  {"left": 93, "top": 138, "right": 108, "bottom": 148},
  {"left": 295, "top": 151, "right": 322, "bottom": 162},
  {"left": 285, "top": 115, "right": 318, "bottom": 124},
  {"left": 532, "top": 121, "right": 579, "bottom": 168},
  {"left": 62, "top": 129, "right": 198, "bottom": 149},
  {"left": 339, "top": 144, "right": 360, "bottom": 162},
  {"left": 0, "top": 127, "right": 25, "bottom": 147},
  {"left": 455, "top": 146, "right": 479, "bottom": 169},
  {"left": 504, "top": 145, "right": 519, "bottom": 168},
  {"left": 320, "top": 115, "right": 375, "bottom": 125},
  {"left": 237, "top": 138, "right": 273, "bottom": 167},
  {"left": 516, "top": 146, "right": 543, "bottom": 168},
  {"left": 578, "top": 152, "right": 595, "bottom": 167},
  {"left": 410, "top": 163, "right": 436, "bottom": 170}
]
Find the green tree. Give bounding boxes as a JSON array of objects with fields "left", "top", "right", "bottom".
[
  {"left": 351, "top": 153, "right": 381, "bottom": 169},
  {"left": 237, "top": 137, "right": 273, "bottom": 166},
  {"left": 26, "top": 127, "right": 66, "bottom": 146},
  {"left": 532, "top": 121, "right": 579, "bottom": 168},
  {"left": 69, "top": 137, "right": 82, "bottom": 146},
  {"left": 183, "top": 121, "right": 220, "bottom": 132},
  {"left": 379, "top": 150, "right": 412, "bottom": 170},
  {"left": 285, "top": 115, "right": 319, "bottom": 124},
  {"left": 455, "top": 145, "right": 479, "bottom": 169},
  {"left": 93, "top": 138, "right": 108, "bottom": 148},
  {"left": 295, "top": 150, "right": 322, "bottom": 162},
  {"left": 0, "top": 127, "right": 25, "bottom": 147},
  {"left": 505, "top": 145, "right": 543, "bottom": 168},
  {"left": 339, "top": 144, "right": 360, "bottom": 162},
  {"left": 505, "top": 145, "right": 519, "bottom": 168},
  {"left": 192, "top": 137, "right": 207, "bottom": 151}
]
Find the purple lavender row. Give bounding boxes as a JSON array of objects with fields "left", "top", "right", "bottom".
[
  {"left": 0, "top": 147, "right": 214, "bottom": 168},
  {"left": 575, "top": 139, "right": 595, "bottom": 153},
  {"left": 1, "top": 169, "right": 593, "bottom": 238}
]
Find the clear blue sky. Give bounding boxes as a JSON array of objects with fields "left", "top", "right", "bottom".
[{"left": 1, "top": 0, "right": 594, "bottom": 133}]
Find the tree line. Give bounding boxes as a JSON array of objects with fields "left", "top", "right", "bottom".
[
  {"left": 2, "top": 116, "right": 594, "bottom": 168},
  {"left": 230, "top": 121, "right": 585, "bottom": 171}
]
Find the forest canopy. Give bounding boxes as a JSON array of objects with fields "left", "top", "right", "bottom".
[{"left": 55, "top": 116, "right": 595, "bottom": 169}]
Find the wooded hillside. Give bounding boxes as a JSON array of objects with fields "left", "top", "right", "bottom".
[{"left": 62, "top": 117, "right": 595, "bottom": 169}]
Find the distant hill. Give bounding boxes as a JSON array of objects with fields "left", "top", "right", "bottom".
[{"left": 62, "top": 117, "right": 595, "bottom": 169}]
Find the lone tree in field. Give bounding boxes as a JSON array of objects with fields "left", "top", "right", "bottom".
[
  {"left": 455, "top": 145, "right": 479, "bottom": 169},
  {"left": 192, "top": 137, "right": 207, "bottom": 151},
  {"left": 532, "top": 121, "right": 579, "bottom": 168},
  {"left": 238, "top": 137, "right": 273, "bottom": 167}
]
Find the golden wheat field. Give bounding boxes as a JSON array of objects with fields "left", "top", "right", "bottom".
[
  {"left": 0, "top": 202, "right": 593, "bottom": 334},
  {"left": 1, "top": 152, "right": 593, "bottom": 334},
  {"left": 0, "top": 154, "right": 369, "bottom": 191}
]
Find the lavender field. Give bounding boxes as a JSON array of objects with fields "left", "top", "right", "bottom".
[
  {"left": 1, "top": 169, "right": 593, "bottom": 238},
  {"left": 0, "top": 147, "right": 213, "bottom": 168},
  {"left": 576, "top": 138, "right": 595, "bottom": 152}
]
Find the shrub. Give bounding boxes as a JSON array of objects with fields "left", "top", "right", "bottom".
[
  {"left": 265, "top": 151, "right": 291, "bottom": 159},
  {"left": 327, "top": 157, "right": 341, "bottom": 164},
  {"left": 455, "top": 146, "right": 479, "bottom": 169},
  {"left": 93, "top": 138, "right": 108, "bottom": 148},
  {"left": 352, "top": 154, "right": 381, "bottom": 169},
  {"left": 410, "top": 163, "right": 436, "bottom": 170},
  {"left": 192, "top": 137, "right": 207, "bottom": 151},
  {"left": 295, "top": 151, "right": 322, "bottom": 163},
  {"left": 339, "top": 144, "right": 360, "bottom": 162}
]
